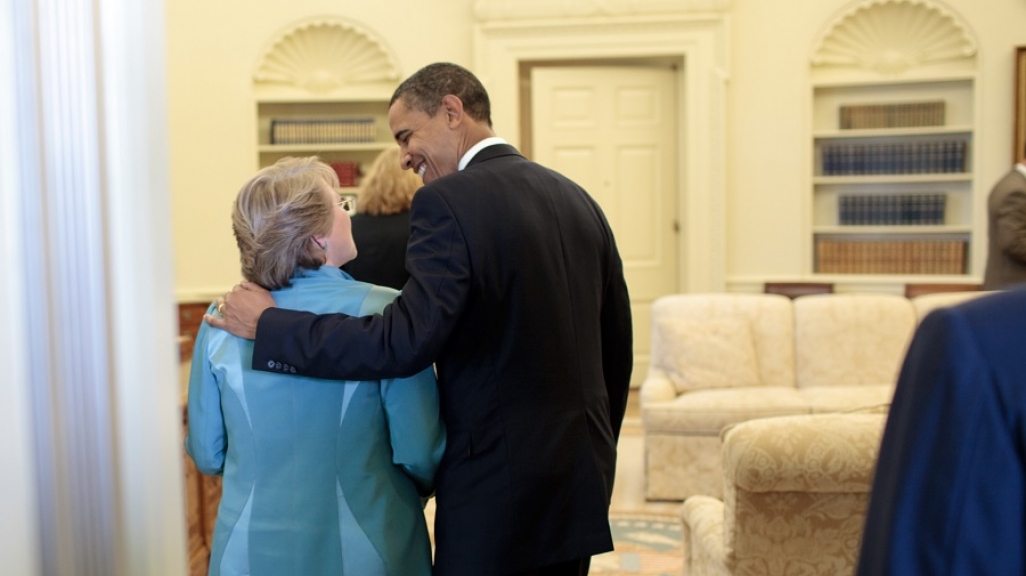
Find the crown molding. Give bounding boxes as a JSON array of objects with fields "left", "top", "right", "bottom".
[{"left": 473, "top": 0, "right": 731, "bottom": 22}]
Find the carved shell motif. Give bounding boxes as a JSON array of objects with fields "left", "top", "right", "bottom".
[
  {"left": 811, "top": 0, "right": 976, "bottom": 74},
  {"left": 254, "top": 18, "right": 401, "bottom": 93}
]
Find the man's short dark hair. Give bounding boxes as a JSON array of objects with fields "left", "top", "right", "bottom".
[{"left": 390, "top": 62, "right": 492, "bottom": 127}]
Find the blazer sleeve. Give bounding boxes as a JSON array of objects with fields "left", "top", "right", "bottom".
[
  {"left": 252, "top": 188, "right": 471, "bottom": 381},
  {"left": 995, "top": 189, "right": 1026, "bottom": 263},
  {"left": 600, "top": 234, "right": 633, "bottom": 441},
  {"left": 380, "top": 367, "right": 446, "bottom": 497},
  {"left": 857, "top": 306, "right": 1025, "bottom": 576},
  {"left": 185, "top": 311, "right": 228, "bottom": 476}
]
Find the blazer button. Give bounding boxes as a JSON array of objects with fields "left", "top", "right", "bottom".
[{"left": 266, "top": 360, "right": 275, "bottom": 369}]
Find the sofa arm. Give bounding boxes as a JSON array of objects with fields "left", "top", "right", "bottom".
[
  {"left": 719, "top": 413, "right": 886, "bottom": 576},
  {"left": 681, "top": 496, "right": 730, "bottom": 576},
  {"left": 640, "top": 369, "right": 678, "bottom": 403},
  {"left": 723, "top": 413, "right": 885, "bottom": 494}
]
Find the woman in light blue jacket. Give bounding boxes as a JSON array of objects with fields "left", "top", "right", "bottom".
[{"left": 186, "top": 156, "right": 444, "bottom": 576}]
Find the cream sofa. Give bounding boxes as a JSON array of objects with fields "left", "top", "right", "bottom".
[
  {"left": 641, "top": 291, "right": 985, "bottom": 501},
  {"left": 681, "top": 412, "right": 886, "bottom": 576}
]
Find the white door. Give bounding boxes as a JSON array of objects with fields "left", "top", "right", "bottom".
[{"left": 531, "top": 65, "right": 679, "bottom": 388}]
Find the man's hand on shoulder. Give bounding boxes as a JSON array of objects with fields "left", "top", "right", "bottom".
[{"left": 203, "top": 281, "right": 276, "bottom": 340}]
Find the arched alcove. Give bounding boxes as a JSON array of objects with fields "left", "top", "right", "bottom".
[
  {"left": 253, "top": 16, "right": 401, "bottom": 95},
  {"left": 811, "top": 0, "right": 976, "bottom": 76}
]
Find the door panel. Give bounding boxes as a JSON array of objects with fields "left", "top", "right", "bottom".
[{"left": 531, "top": 65, "right": 679, "bottom": 388}]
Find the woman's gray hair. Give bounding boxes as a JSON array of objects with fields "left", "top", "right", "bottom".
[{"left": 232, "top": 156, "right": 339, "bottom": 290}]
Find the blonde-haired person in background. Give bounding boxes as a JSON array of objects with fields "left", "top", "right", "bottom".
[
  {"left": 341, "top": 146, "right": 422, "bottom": 289},
  {"left": 186, "top": 156, "right": 444, "bottom": 576}
]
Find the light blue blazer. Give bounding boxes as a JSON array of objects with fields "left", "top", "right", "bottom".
[{"left": 186, "top": 266, "right": 445, "bottom": 576}]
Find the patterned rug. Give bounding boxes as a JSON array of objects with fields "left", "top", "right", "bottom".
[
  {"left": 593, "top": 513, "right": 683, "bottom": 575},
  {"left": 424, "top": 503, "right": 683, "bottom": 576}
]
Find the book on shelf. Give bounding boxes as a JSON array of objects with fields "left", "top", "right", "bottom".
[
  {"left": 330, "top": 161, "right": 361, "bottom": 188},
  {"left": 838, "top": 193, "right": 946, "bottom": 226},
  {"left": 815, "top": 238, "right": 966, "bottom": 275},
  {"left": 270, "top": 117, "right": 377, "bottom": 145},
  {"left": 839, "top": 101, "right": 945, "bottom": 130},
  {"left": 821, "top": 140, "right": 966, "bottom": 176}
]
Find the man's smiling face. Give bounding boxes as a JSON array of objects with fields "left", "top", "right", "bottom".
[{"left": 388, "top": 98, "right": 460, "bottom": 185}]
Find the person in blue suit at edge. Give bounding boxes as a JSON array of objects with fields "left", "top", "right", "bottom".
[
  {"left": 856, "top": 287, "right": 1026, "bottom": 575},
  {"left": 207, "top": 62, "right": 634, "bottom": 576},
  {"left": 187, "top": 156, "right": 445, "bottom": 576}
]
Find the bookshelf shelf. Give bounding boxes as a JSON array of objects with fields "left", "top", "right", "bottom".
[
  {"left": 809, "top": 71, "right": 977, "bottom": 89},
  {"left": 255, "top": 96, "right": 394, "bottom": 187},
  {"left": 813, "top": 225, "right": 972, "bottom": 235},
  {"left": 813, "top": 173, "right": 972, "bottom": 185},
  {"left": 257, "top": 142, "right": 393, "bottom": 153},
  {"left": 814, "top": 125, "right": 972, "bottom": 139}
]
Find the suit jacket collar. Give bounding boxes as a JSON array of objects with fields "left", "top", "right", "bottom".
[{"left": 465, "top": 143, "right": 522, "bottom": 168}]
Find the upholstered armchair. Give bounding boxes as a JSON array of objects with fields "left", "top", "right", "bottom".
[{"left": 681, "top": 412, "right": 886, "bottom": 576}]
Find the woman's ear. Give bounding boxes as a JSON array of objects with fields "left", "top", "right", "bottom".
[{"left": 311, "top": 236, "right": 327, "bottom": 250}]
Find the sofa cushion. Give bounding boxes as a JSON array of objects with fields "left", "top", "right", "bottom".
[
  {"left": 793, "top": 294, "right": 915, "bottom": 388},
  {"left": 651, "top": 293, "right": 796, "bottom": 394},
  {"left": 800, "top": 385, "right": 895, "bottom": 413},
  {"left": 658, "top": 315, "right": 761, "bottom": 392},
  {"left": 643, "top": 387, "right": 811, "bottom": 434},
  {"left": 912, "top": 291, "right": 989, "bottom": 322}
]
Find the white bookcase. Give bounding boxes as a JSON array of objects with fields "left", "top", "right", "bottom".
[
  {"left": 251, "top": 17, "right": 402, "bottom": 193},
  {"left": 255, "top": 96, "right": 394, "bottom": 193},
  {"left": 807, "top": 0, "right": 980, "bottom": 285}
]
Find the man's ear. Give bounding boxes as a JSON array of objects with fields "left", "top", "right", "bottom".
[{"left": 441, "top": 94, "right": 464, "bottom": 127}]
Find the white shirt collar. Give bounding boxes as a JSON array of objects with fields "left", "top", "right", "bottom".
[
  {"left": 1016, "top": 162, "right": 1026, "bottom": 179},
  {"left": 458, "top": 137, "right": 508, "bottom": 171}
]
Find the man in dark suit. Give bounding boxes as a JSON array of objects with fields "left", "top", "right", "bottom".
[
  {"left": 208, "top": 62, "right": 633, "bottom": 576},
  {"left": 982, "top": 158, "right": 1026, "bottom": 289},
  {"left": 855, "top": 287, "right": 1026, "bottom": 575}
]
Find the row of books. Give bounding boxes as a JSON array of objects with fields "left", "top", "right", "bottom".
[
  {"left": 815, "top": 239, "right": 967, "bottom": 275},
  {"left": 838, "top": 193, "right": 946, "bottom": 226},
  {"left": 839, "top": 101, "right": 945, "bottom": 130},
  {"left": 820, "top": 140, "right": 967, "bottom": 176},
  {"left": 270, "top": 118, "right": 377, "bottom": 145}
]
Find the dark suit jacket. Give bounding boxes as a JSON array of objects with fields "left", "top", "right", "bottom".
[
  {"left": 983, "top": 165, "right": 1026, "bottom": 290},
  {"left": 341, "top": 210, "right": 410, "bottom": 290},
  {"left": 252, "top": 144, "right": 633, "bottom": 576},
  {"left": 856, "top": 288, "right": 1026, "bottom": 576}
]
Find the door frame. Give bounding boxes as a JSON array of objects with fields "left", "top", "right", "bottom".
[{"left": 474, "top": 14, "right": 729, "bottom": 292}]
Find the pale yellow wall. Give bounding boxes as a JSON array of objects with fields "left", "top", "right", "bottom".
[
  {"left": 168, "top": 0, "right": 1026, "bottom": 301},
  {"left": 727, "top": 0, "right": 1026, "bottom": 283},
  {"left": 166, "top": 0, "right": 475, "bottom": 301}
]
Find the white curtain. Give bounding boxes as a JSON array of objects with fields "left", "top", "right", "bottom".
[{"left": 0, "top": 0, "right": 187, "bottom": 574}]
